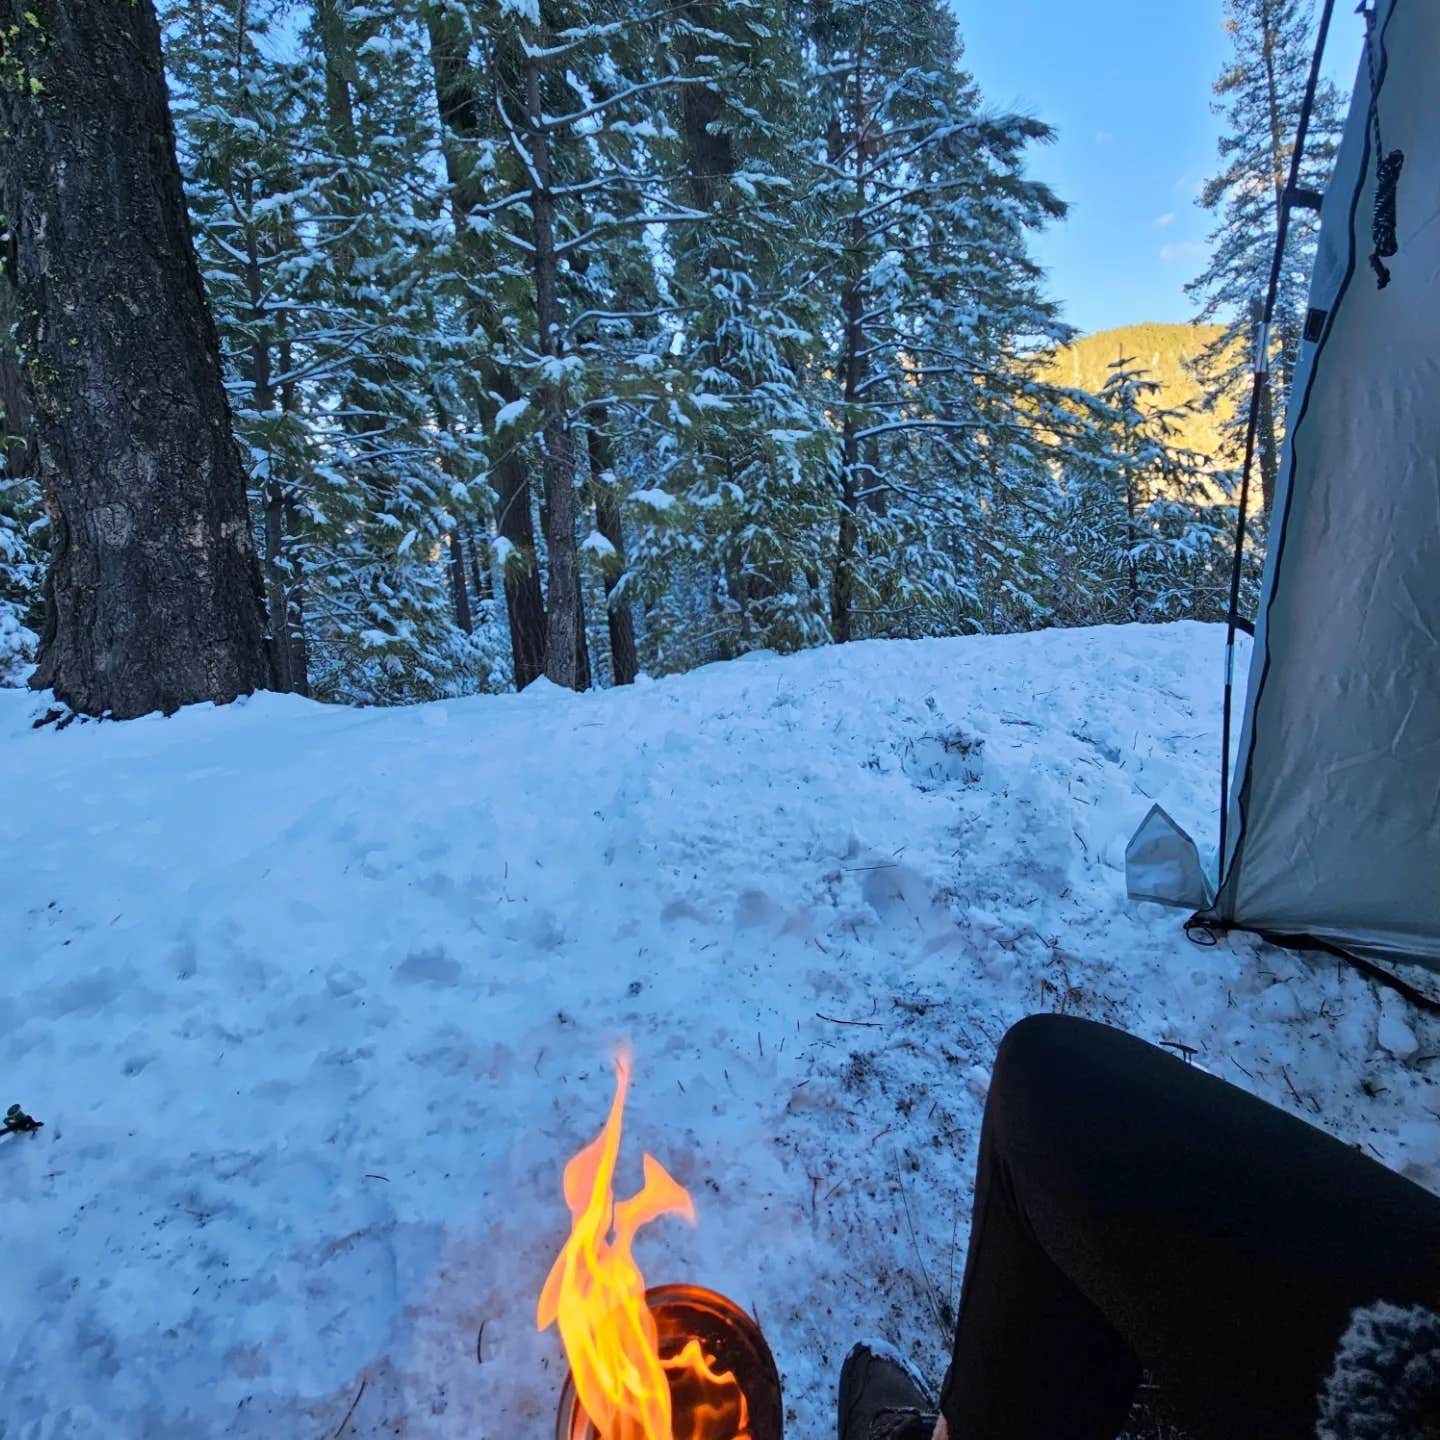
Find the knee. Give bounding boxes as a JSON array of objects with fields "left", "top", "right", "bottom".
[{"left": 989, "top": 1013, "right": 1112, "bottom": 1114}]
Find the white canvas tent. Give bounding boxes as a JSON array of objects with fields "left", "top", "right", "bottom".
[{"left": 1129, "top": 0, "right": 1440, "bottom": 976}]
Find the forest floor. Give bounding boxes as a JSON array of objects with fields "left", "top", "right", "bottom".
[{"left": 3, "top": 621, "right": 1438, "bottom": 1439}]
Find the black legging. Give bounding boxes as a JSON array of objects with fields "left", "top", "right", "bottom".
[{"left": 940, "top": 1014, "right": 1440, "bottom": 1439}]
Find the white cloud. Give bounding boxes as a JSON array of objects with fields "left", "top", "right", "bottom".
[
  {"left": 1159, "top": 240, "right": 1205, "bottom": 264},
  {"left": 1094, "top": 130, "right": 1115, "bottom": 145},
  {"left": 1153, "top": 211, "right": 1176, "bottom": 228}
]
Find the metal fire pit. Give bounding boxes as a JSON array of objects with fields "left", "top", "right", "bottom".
[{"left": 554, "top": 1284, "right": 783, "bottom": 1440}]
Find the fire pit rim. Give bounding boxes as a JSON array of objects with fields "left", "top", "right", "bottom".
[{"left": 553, "top": 1281, "right": 782, "bottom": 1440}]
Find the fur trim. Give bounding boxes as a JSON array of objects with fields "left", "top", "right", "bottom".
[{"left": 1316, "top": 1302, "right": 1440, "bottom": 1439}]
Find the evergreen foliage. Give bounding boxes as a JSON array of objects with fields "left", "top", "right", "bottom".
[
  {"left": 1186, "top": 0, "right": 1341, "bottom": 513},
  {"left": 0, "top": 0, "right": 1287, "bottom": 705},
  {"left": 1051, "top": 356, "right": 1230, "bottom": 628},
  {"left": 0, "top": 469, "right": 40, "bottom": 686}
]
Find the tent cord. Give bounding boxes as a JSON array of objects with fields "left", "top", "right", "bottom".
[
  {"left": 1361, "top": 2, "right": 1404, "bottom": 287},
  {"left": 1216, "top": 0, "right": 1338, "bottom": 882}
]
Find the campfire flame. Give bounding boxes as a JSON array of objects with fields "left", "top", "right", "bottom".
[{"left": 537, "top": 1049, "right": 751, "bottom": 1440}]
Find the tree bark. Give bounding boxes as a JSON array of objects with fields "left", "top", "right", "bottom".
[
  {"left": 425, "top": 7, "right": 546, "bottom": 688},
  {"left": 832, "top": 41, "right": 872, "bottom": 645},
  {"left": 246, "top": 237, "right": 295, "bottom": 695},
  {"left": 586, "top": 418, "right": 638, "bottom": 685},
  {"left": 492, "top": 380, "right": 548, "bottom": 688},
  {"left": 448, "top": 532, "right": 474, "bottom": 634},
  {"left": 523, "top": 48, "right": 586, "bottom": 690},
  {"left": 278, "top": 341, "right": 309, "bottom": 695},
  {"left": 0, "top": 0, "right": 272, "bottom": 717}
]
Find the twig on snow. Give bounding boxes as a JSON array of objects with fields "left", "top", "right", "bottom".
[
  {"left": 330, "top": 1378, "right": 366, "bottom": 1439},
  {"left": 892, "top": 1149, "right": 944, "bottom": 1338},
  {"left": 1281, "top": 1065, "right": 1321, "bottom": 1114},
  {"left": 816, "top": 1012, "right": 883, "bottom": 1029}
]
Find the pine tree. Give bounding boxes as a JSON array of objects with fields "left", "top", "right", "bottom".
[
  {"left": 1055, "top": 356, "right": 1224, "bottom": 626},
  {"left": 297, "top": 0, "right": 492, "bottom": 703},
  {"left": 423, "top": 0, "right": 548, "bottom": 690},
  {"left": 802, "top": 0, "right": 1089, "bottom": 643},
  {"left": 0, "top": 0, "right": 273, "bottom": 718},
  {"left": 1186, "top": 0, "right": 1341, "bottom": 515},
  {"left": 164, "top": 0, "right": 496, "bottom": 704},
  {"left": 629, "top": 0, "right": 831, "bottom": 666},
  {"left": 446, "top": 0, "right": 755, "bottom": 689}
]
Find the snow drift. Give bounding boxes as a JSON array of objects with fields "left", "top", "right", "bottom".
[{"left": 2, "top": 622, "right": 1436, "bottom": 1438}]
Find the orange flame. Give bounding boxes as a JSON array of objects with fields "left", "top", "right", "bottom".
[{"left": 537, "top": 1049, "right": 750, "bottom": 1440}]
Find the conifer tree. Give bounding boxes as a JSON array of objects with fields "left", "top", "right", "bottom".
[
  {"left": 803, "top": 0, "right": 1090, "bottom": 642},
  {"left": 423, "top": 0, "right": 548, "bottom": 689},
  {"left": 632, "top": 0, "right": 831, "bottom": 665},
  {"left": 1186, "top": 0, "right": 1341, "bottom": 515},
  {"left": 1050, "top": 355, "right": 1227, "bottom": 627},
  {"left": 164, "top": 0, "right": 495, "bottom": 704}
]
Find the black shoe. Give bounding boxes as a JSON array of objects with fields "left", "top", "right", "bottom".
[{"left": 837, "top": 1343, "right": 938, "bottom": 1440}]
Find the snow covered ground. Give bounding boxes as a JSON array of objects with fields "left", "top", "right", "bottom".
[{"left": 3, "top": 622, "right": 1437, "bottom": 1439}]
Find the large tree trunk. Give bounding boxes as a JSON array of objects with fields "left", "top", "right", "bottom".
[
  {"left": 0, "top": 0, "right": 271, "bottom": 718},
  {"left": 523, "top": 49, "right": 586, "bottom": 691},
  {"left": 425, "top": 7, "right": 546, "bottom": 688},
  {"left": 586, "top": 419, "right": 638, "bottom": 685}
]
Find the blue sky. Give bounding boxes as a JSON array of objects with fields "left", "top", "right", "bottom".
[{"left": 950, "top": 1, "right": 1364, "bottom": 336}]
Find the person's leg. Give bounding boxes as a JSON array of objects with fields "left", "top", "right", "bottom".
[{"left": 940, "top": 1013, "right": 1440, "bottom": 1440}]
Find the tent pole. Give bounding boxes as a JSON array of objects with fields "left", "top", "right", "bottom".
[{"left": 1217, "top": 0, "right": 1339, "bottom": 878}]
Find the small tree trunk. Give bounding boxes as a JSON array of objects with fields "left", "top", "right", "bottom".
[
  {"left": 1125, "top": 472, "right": 1140, "bottom": 620},
  {"left": 0, "top": 0, "right": 272, "bottom": 717},
  {"left": 469, "top": 527, "right": 491, "bottom": 601},
  {"left": 430, "top": 387, "right": 474, "bottom": 638},
  {"left": 263, "top": 482, "right": 295, "bottom": 692},
  {"left": 449, "top": 531, "right": 474, "bottom": 635},
  {"left": 248, "top": 267, "right": 295, "bottom": 694},
  {"left": 586, "top": 419, "right": 638, "bottom": 685},
  {"left": 575, "top": 582, "right": 592, "bottom": 690},
  {"left": 524, "top": 50, "right": 586, "bottom": 690},
  {"left": 832, "top": 46, "right": 872, "bottom": 645},
  {"left": 279, "top": 342, "right": 309, "bottom": 695},
  {"left": 493, "top": 420, "right": 548, "bottom": 688},
  {"left": 287, "top": 554, "right": 312, "bottom": 698}
]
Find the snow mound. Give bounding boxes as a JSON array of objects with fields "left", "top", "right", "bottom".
[{"left": 1, "top": 622, "right": 1435, "bottom": 1437}]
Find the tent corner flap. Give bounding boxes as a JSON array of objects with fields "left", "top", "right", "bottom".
[{"left": 1126, "top": 804, "right": 1215, "bottom": 911}]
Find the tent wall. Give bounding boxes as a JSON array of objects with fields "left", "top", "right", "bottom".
[{"left": 1204, "top": 0, "right": 1440, "bottom": 970}]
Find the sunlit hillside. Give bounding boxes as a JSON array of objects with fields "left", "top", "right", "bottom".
[{"left": 1050, "top": 321, "right": 1237, "bottom": 465}]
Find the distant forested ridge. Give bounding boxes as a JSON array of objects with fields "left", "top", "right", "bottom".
[{"left": 1049, "top": 323, "right": 1236, "bottom": 468}]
